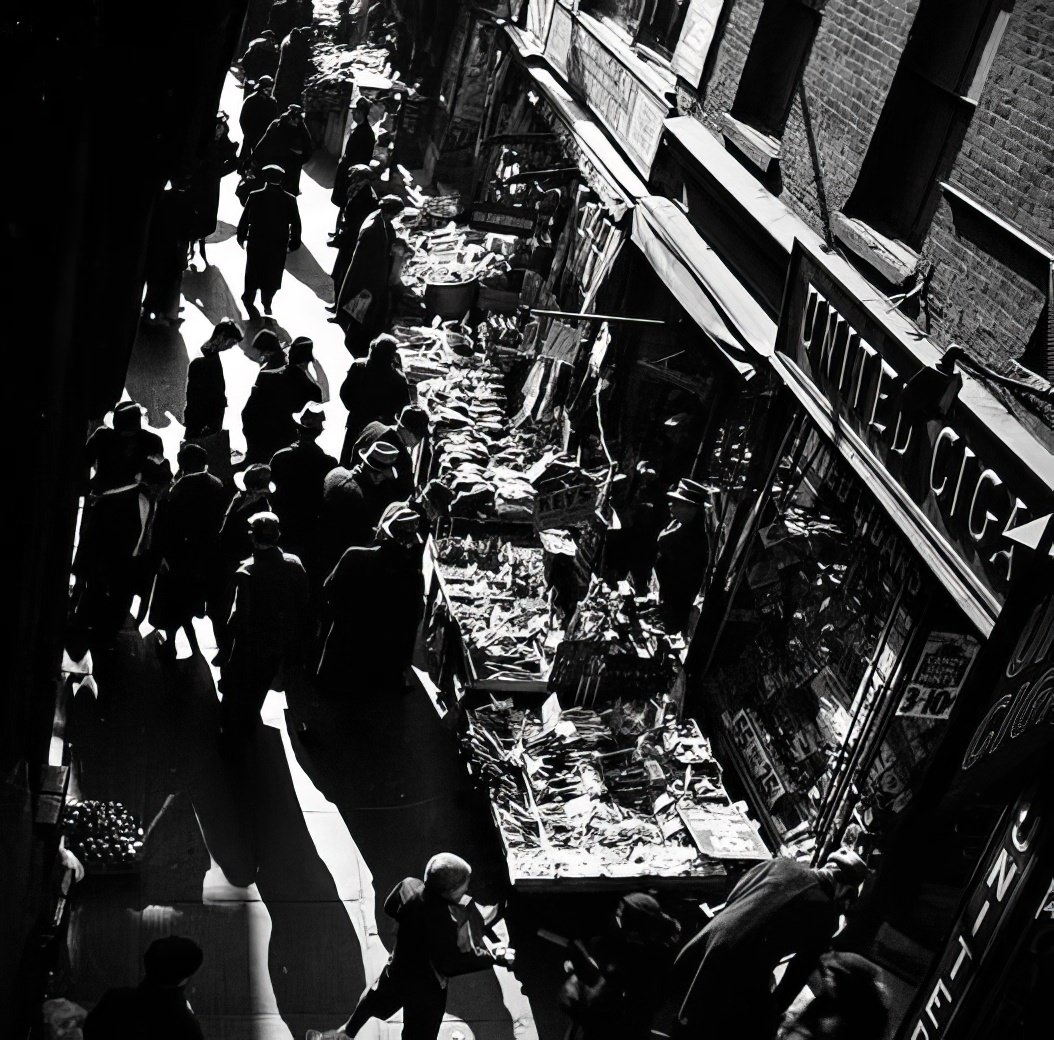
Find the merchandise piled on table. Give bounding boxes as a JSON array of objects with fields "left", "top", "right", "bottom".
[
  {"left": 433, "top": 536, "right": 557, "bottom": 684},
  {"left": 63, "top": 800, "right": 144, "bottom": 868},
  {"left": 463, "top": 696, "right": 761, "bottom": 886}
]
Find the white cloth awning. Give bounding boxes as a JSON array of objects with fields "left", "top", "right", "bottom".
[{"left": 631, "top": 195, "right": 777, "bottom": 378}]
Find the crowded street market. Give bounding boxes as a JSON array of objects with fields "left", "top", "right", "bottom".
[{"left": 5, "top": 2, "right": 1054, "bottom": 1040}]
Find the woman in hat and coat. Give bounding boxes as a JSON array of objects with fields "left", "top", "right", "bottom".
[
  {"left": 184, "top": 319, "right": 243, "bottom": 439},
  {"left": 236, "top": 163, "right": 301, "bottom": 319},
  {"left": 241, "top": 329, "right": 297, "bottom": 463},
  {"left": 335, "top": 195, "right": 404, "bottom": 356},
  {"left": 316, "top": 502, "right": 425, "bottom": 694},
  {"left": 185, "top": 112, "right": 239, "bottom": 266}
]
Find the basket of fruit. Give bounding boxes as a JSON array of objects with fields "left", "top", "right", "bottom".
[{"left": 62, "top": 800, "right": 144, "bottom": 873}]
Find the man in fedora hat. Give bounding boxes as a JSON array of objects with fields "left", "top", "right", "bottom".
[
  {"left": 318, "top": 440, "right": 401, "bottom": 577},
  {"left": 269, "top": 402, "right": 337, "bottom": 567},
  {"left": 353, "top": 404, "right": 429, "bottom": 498},
  {"left": 654, "top": 476, "right": 714, "bottom": 632},
  {"left": 183, "top": 319, "right": 243, "bottom": 439},
  {"left": 220, "top": 511, "right": 309, "bottom": 735},
  {"left": 317, "top": 501, "right": 425, "bottom": 693},
  {"left": 236, "top": 163, "right": 301, "bottom": 319},
  {"left": 673, "top": 848, "right": 870, "bottom": 1040},
  {"left": 147, "top": 442, "right": 229, "bottom": 661},
  {"left": 238, "top": 74, "right": 278, "bottom": 172},
  {"left": 85, "top": 935, "right": 205, "bottom": 1040}
]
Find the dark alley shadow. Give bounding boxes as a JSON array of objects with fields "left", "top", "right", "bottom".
[
  {"left": 286, "top": 243, "right": 337, "bottom": 306},
  {"left": 125, "top": 322, "right": 189, "bottom": 428},
  {"left": 181, "top": 263, "right": 244, "bottom": 325}
]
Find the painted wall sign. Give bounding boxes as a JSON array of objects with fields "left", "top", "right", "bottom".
[
  {"left": 775, "top": 243, "right": 1051, "bottom": 629},
  {"left": 468, "top": 202, "right": 537, "bottom": 235},
  {"left": 900, "top": 786, "right": 1044, "bottom": 1040}
]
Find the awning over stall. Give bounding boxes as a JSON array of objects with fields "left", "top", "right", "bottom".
[{"left": 631, "top": 195, "right": 777, "bottom": 378}]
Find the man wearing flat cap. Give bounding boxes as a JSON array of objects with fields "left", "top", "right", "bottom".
[
  {"left": 336, "top": 194, "right": 404, "bottom": 356},
  {"left": 673, "top": 849, "right": 870, "bottom": 1040},
  {"left": 220, "top": 511, "right": 309, "bottom": 735},
  {"left": 84, "top": 935, "right": 205, "bottom": 1039},
  {"left": 353, "top": 404, "right": 429, "bottom": 498},
  {"left": 269, "top": 402, "right": 337, "bottom": 568},
  {"left": 236, "top": 162, "right": 301, "bottom": 319},
  {"left": 654, "top": 476, "right": 714, "bottom": 632},
  {"left": 324, "top": 853, "right": 513, "bottom": 1039},
  {"left": 316, "top": 500, "right": 424, "bottom": 693}
]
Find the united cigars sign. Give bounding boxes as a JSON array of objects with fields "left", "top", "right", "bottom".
[
  {"left": 900, "top": 785, "right": 1045, "bottom": 1040},
  {"left": 775, "top": 242, "right": 1050, "bottom": 630}
]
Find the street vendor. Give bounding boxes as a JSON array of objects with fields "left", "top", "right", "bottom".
[
  {"left": 327, "top": 853, "right": 515, "bottom": 1040},
  {"left": 654, "top": 477, "right": 713, "bottom": 632},
  {"left": 672, "top": 848, "right": 869, "bottom": 1040}
]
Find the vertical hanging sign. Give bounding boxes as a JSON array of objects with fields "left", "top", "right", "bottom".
[{"left": 672, "top": 0, "right": 726, "bottom": 87}]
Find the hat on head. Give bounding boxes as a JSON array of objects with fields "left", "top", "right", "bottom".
[
  {"left": 378, "top": 503, "right": 421, "bottom": 540},
  {"left": 261, "top": 163, "right": 285, "bottom": 181},
  {"left": 295, "top": 401, "right": 326, "bottom": 430},
  {"left": 378, "top": 194, "right": 405, "bottom": 216},
  {"left": 142, "top": 936, "right": 203, "bottom": 985},
  {"left": 285, "top": 104, "right": 304, "bottom": 116},
  {"left": 257, "top": 74, "right": 274, "bottom": 86},
  {"left": 177, "top": 441, "right": 208, "bottom": 470},
  {"left": 113, "top": 401, "right": 145, "bottom": 430},
  {"left": 235, "top": 463, "right": 275, "bottom": 493},
  {"left": 618, "top": 892, "right": 680, "bottom": 945},
  {"left": 251, "top": 328, "right": 283, "bottom": 356},
  {"left": 423, "top": 852, "right": 472, "bottom": 897},
  {"left": 212, "top": 318, "right": 243, "bottom": 343},
  {"left": 347, "top": 162, "right": 372, "bottom": 180},
  {"left": 248, "top": 511, "right": 281, "bottom": 542},
  {"left": 360, "top": 440, "right": 399, "bottom": 478},
  {"left": 397, "top": 405, "right": 429, "bottom": 439},
  {"left": 825, "top": 847, "right": 869, "bottom": 885},
  {"left": 288, "top": 336, "right": 314, "bottom": 364},
  {"left": 354, "top": 95, "right": 372, "bottom": 114},
  {"left": 667, "top": 477, "right": 713, "bottom": 507}
]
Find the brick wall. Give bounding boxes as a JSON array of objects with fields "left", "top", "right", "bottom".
[{"left": 676, "top": 0, "right": 1054, "bottom": 406}]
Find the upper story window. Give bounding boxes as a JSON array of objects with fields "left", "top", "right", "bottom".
[{"left": 586, "top": 0, "right": 690, "bottom": 58}]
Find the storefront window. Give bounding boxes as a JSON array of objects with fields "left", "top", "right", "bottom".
[{"left": 701, "top": 421, "right": 949, "bottom": 851}]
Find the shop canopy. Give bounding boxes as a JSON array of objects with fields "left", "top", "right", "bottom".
[{"left": 631, "top": 195, "right": 777, "bottom": 379}]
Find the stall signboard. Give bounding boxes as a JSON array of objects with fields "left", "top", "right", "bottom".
[
  {"left": 897, "top": 632, "right": 980, "bottom": 720},
  {"left": 898, "top": 784, "right": 1045, "bottom": 1040},
  {"left": 671, "top": 0, "right": 725, "bottom": 87},
  {"left": 725, "top": 708, "right": 788, "bottom": 809},
  {"left": 774, "top": 241, "right": 1052, "bottom": 635},
  {"left": 679, "top": 803, "right": 770, "bottom": 861},
  {"left": 545, "top": 1, "right": 574, "bottom": 75},
  {"left": 469, "top": 202, "right": 537, "bottom": 235}
]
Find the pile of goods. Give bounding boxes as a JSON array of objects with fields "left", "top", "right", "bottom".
[
  {"left": 464, "top": 697, "right": 744, "bottom": 882},
  {"left": 434, "top": 536, "right": 557, "bottom": 683},
  {"left": 63, "top": 800, "right": 144, "bottom": 868}
]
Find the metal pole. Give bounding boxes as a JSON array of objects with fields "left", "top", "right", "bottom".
[{"left": 528, "top": 308, "right": 666, "bottom": 326}]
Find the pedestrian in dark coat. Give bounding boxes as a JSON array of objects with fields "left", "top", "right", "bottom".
[
  {"left": 336, "top": 196, "right": 403, "bottom": 356},
  {"left": 236, "top": 164, "right": 301, "bottom": 318},
  {"left": 186, "top": 114, "right": 239, "bottom": 266},
  {"left": 148, "top": 443, "right": 230, "bottom": 659},
  {"left": 84, "top": 935, "right": 205, "bottom": 1040},
  {"left": 273, "top": 26, "right": 312, "bottom": 113},
  {"left": 220, "top": 512, "right": 309, "bottom": 735},
  {"left": 253, "top": 105, "right": 314, "bottom": 194},
  {"left": 317, "top": 441, "right": 401, "bottom": 578},
  {"left": 184, "top": 319, "right": 243, "bottom": 439},
  {"left": 338, "top": 334, "right": 410, "bottom": 464},
  {"left": 559, "top": 892, "right": 681, "bottom": 1040},
  {"left": 142, "top": 183, "right": 195, "bottom": 326},
  {"left": 654, "top": 477, "right": 713, "bottom": 632},
  {"left": 353, "top": 404, "right": 429, "bottom": 499},
  {"left": 777, "top": 951, "right": 888, "bottom": 1040},
  {"left": 672, "top": 849, "right": 869, "bottom": 1040},
  {"left": 331, "top": 97, "right": 375, "bottom": 216},
  {"left": 84, "top": 401, "right": 165, "bottom": 493},
  {"left": 241, "top": 332, "right": 298, "bottom": 464},
  {"left": 281, "top": 336, "right": 325, "bottom": 414},
  {"left": 329, "top": 168, "right": 377, "bottom": 296},
  {"left": 268, "top": 403, "right": 336, "bottom": 564},
  {"left": 316, "top": 502, "right": 423, "bottom": 693},
  {"left": 214, "top": 464, "right": 275, "bottom": 662},
  {"left": 239, "top": 30, "right": 279, "bottom": 88},
  {"left": 239, "top": 77, "right": 278, "bottom": 171},
  {"left": 331, "top": 853, "right": 514, "bottom": 1039}
]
